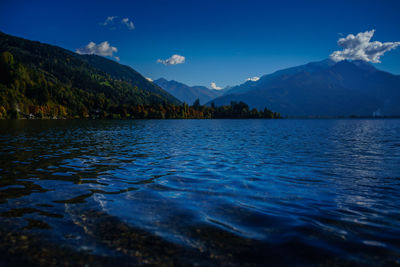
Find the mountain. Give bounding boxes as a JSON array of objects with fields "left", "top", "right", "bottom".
[
  {"left": 219, "top": 86, "right": 233, "bottom": 95},
  {"left": 209, "top": 59, "right": 400, "bottom": 117},
  {"left": 225, "top": 59, "right": 336, "bottom": 96},
  {"left": 154, "top": 78, "right": 223, "bottom": 105},
  {"left": 77, "top": 55, "right": 180, "bottom": 103},
  {"left": 0, "top": 31, "right": 180, "bottom": 118}
]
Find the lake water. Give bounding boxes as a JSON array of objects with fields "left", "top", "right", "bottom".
[{"left": 0, "top": 119, "right": 400, "bottom": 265}]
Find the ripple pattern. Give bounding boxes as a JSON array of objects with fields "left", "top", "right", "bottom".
[{"left": 0, "top": 119, "right": 400, "bottom": 265}]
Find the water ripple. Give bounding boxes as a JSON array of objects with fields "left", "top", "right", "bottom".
[{"left": 0, "top": 119, "right": 400, "bottom": 265}]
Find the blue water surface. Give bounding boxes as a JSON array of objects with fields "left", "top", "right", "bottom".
[{"left": 0, "top": 119, "right": 399, "bottom": 265}]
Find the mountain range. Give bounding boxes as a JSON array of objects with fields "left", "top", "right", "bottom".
[
  {"left": 153, "top": 78, "right": 223, "bottom": 105},
  {"left": 208, "top": 59, "right": 400, "bottom": 117},
  {"left": 1, "top": 31, "right": 399, "bottom": 118}
]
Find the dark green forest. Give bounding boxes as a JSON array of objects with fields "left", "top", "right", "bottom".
[{"left": 0, "top": 32, "right": 279, "bottom": 119}]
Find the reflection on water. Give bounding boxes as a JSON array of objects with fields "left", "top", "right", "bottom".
[{"left": 0, "top": 119, "right": 400, "bottom": 265}]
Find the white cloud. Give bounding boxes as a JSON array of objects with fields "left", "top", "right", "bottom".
[
  {"left": 157, "top": 54, "right": 185, "bottom": 65},
  {"left": 76, "top": 41, "right": 119, "bottom": 60},
  {"left": 210, "top": 82, "right": 222, "bottom": 90},
  {"left": 145, "top": 77, "right": 153, "bottom": 82},
  {"left": 101, "top": 16, "right": 118, "bottom": 26},
  {"left": 246, "top": 76, "right": 260, "bottom": 82},
  {"left": 122, "top": 18, "right": 135, "bottom": 30},
  {"left": 330, "top": 30, "right": 400, "bottom": 63},
  {"left": 100, "top": 16, "right": 135, "bottom": 31}
]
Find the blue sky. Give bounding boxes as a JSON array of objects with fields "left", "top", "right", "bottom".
[{"left": 1, "top": 0, "right": 400, "bottom": 88}]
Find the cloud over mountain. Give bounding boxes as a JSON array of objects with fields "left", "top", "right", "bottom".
[
  {"left": 246, "top": 77, "right": 260, "bottom": 82},
  {"left": 330, "top": 30, "right": 400, "bottom": 63},
  {"left": 210, "top": 82, "right": 222, "bottom": 90},
  {"left": 76, "top": 41, "right": 119, "bottom": 60},
  {"left": 157, "top": 54, "right": 185, "bottom": 65}
]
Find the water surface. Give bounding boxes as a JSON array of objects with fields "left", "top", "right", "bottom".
[{"left": 1, "top": 119, "right": 400, "bottom": 265}]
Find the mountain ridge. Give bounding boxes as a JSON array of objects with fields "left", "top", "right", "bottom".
[
  {"left": 208, "top": 59, "right": 400, "bottom": 117},
  {"left": 154, "top": 78, "right": 223, "bottom": 105}
]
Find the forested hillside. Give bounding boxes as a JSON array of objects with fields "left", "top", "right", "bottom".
[{"left": 0, "top": 32, "right": 180, "bottom": 119}]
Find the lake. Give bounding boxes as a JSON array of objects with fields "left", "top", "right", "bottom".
[{"left": 0, "top": 119, "right": 399, "bottom": 266}]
